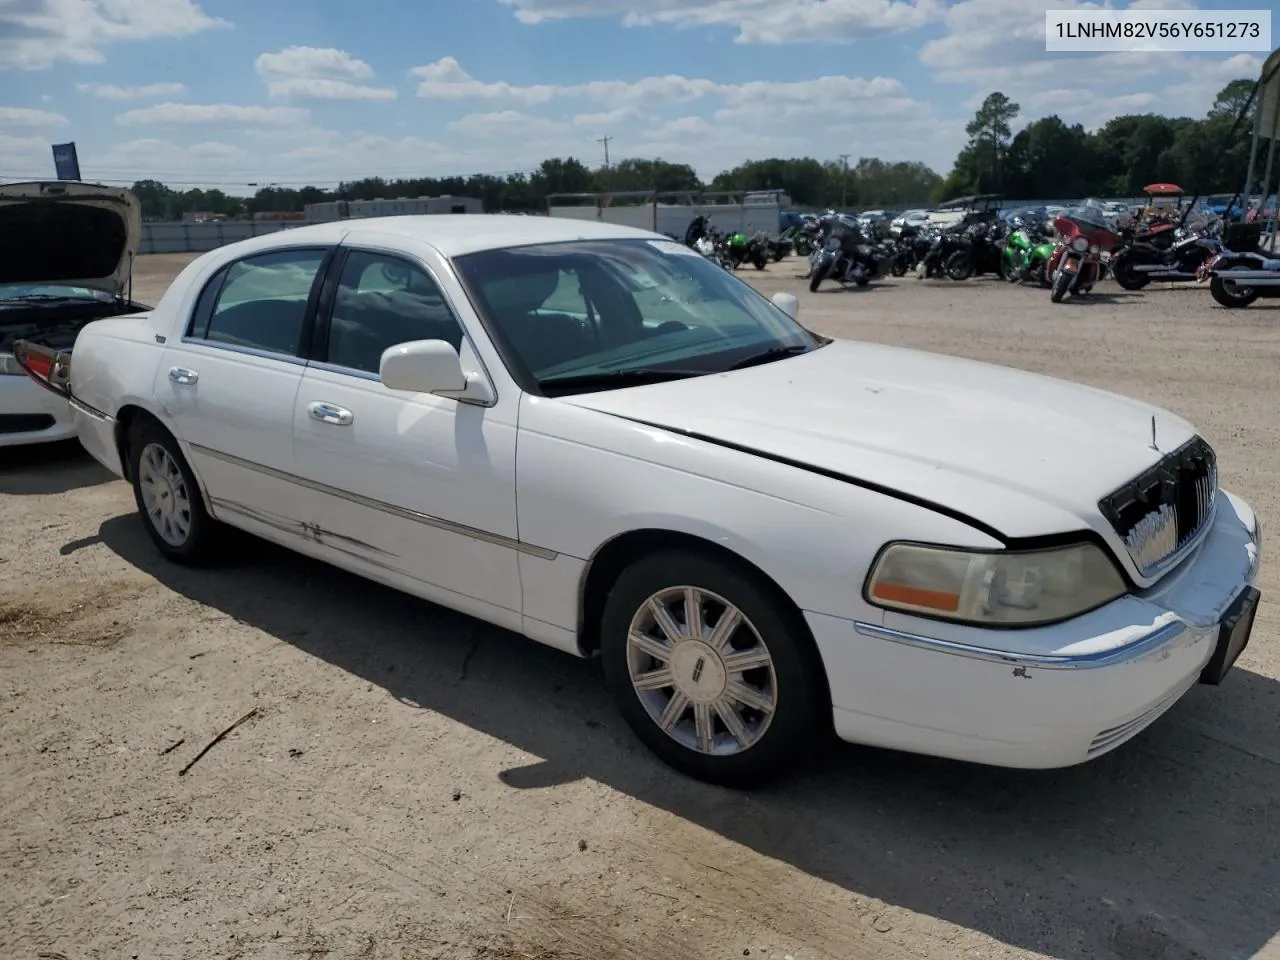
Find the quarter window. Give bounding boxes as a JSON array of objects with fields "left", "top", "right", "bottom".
[
  {"left": 202, "top": 249, "right": 327, "bottom": 356},
  {"left": 325, "top": 251, "right": 464, "bottom": 375}
]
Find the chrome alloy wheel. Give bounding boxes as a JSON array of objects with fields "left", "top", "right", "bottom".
[
  {"left": 137, "top": 442, "right": 193, "bottom": 547},
  {"left": 626, "top": 586, "right": 778, "bottom": 756}
]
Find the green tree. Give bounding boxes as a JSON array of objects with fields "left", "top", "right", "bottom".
[{"left": 961, "top": 92, "right": 1021, "bottom": 193}]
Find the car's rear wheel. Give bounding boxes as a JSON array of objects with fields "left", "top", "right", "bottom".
[
  {"left": 600, "top": 550, "right": 826, "bottom": 786},
  {"left": 128, "top": 418, "right": 219, "bottom": 564}
]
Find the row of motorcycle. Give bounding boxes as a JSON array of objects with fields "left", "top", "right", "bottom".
[
  {"left": 793, "top": 203, "right": 1278, "bottom": 307},
  {"left": 678, "top": 216, "right": 793, "bottom": 271}
]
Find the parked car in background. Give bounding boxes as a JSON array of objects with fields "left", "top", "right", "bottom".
[
  {"left": 17, "top": 214, "right": 1262, "bottom": 787},
  {"left": 1, "top": 180, "right": 150, "bottom": 447},
  {"left": 889, "top": 209, "right": 931, "bottom": 237}
]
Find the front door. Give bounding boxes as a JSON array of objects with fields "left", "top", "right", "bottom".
[
  {"left": 156, "top": 246, "right": 331, "bottom": 532},
  {"left": 289, "top": 246, "right": 522, "bottom": 618}
]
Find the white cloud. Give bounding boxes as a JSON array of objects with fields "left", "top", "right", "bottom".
[
  {"left": 0, "top": 133, "right": 51, "bottom": 174},
  {"left": 0, "top": 0, "right": 230, "bottom": 70},
  {"left": 498, "top": 0, "right": 943, "bottom": 43},
  {"left": 447, "top": 110, "right": 570, "bottom": 139},
  {"left": 76, "top": 80, "right": 187, "bottom": 99},
  {"left": 115, "top": 102, "right": 310, "bottom": 126},
  {"left": 255, "top": 45, "right": 397, "bottom": 101},
  {"left": 0, "top": 106, "right": 68, "bottom": 125},
  {"left": 412, "top": 56, "right": 917, "bottom": 114},
  {"left": 919, "top": 0, "right": 1261, "bottom": 126}
]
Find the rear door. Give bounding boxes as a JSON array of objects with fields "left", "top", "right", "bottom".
[{"left": 156, "top": 245, "right": 333, "bottom": 535}]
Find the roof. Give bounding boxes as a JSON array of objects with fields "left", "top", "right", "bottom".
[{"left": 243, "top": 214, "right": 667, "bottom": 259}]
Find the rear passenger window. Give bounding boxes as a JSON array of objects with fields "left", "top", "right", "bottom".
[
  {"left": 326, "top": 251, "right": 463, "bottom": 375},
  {"left": 203, "top": 249, "right": 327, "bottom": 356}
]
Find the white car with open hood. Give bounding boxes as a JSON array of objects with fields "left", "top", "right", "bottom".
[
  {"left": 1, "top": 181, "right": 149, "bottom": 447},
  {"left": 16, "top": 215, "right": 1262, "bottom": 786}
]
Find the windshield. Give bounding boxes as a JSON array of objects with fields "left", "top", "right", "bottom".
[
  {"left": 0, "top": 283, "right": 112, "bottom": 303},
  {"left": 453, "top": 238, "right": 824, "bottom": 395}
]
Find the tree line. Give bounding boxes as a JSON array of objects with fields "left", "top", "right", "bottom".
[{"left": 128, "top": 78, "right": 1257, "bottom": 222}]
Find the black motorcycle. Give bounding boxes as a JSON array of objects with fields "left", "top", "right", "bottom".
[
  {"left": 918, "top": 227, "right": 970, "bottom": 279},
  {"left": 808, "top": 214, "right": 887, "bottom": 291},
  {"left": 1110, "top": 219, "right": 1223, "bottom": 289},
  {"left": 944, "top": 220, "right": 1008, "bottom": 280}
]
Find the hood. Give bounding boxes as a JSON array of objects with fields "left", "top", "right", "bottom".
[
  {"left": 0, "top": 181, "right": 141, "bottom": 297},
  {"left": 559, "top": 340, "right": 1196, "bottom": 542}
]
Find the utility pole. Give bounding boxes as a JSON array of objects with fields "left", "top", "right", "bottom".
[
  {"left": 838, "top": 153, "right": 851, "bottom": 210},
  {"left": 597, "top": 135, "right": 613, "bottom": 171}
]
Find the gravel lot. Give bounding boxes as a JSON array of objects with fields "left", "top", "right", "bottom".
[{"left": 2, "top": 252, "right": 1278, "bottom": 960}]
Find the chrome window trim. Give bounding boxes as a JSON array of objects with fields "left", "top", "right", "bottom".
[
  {"left": 852, "top": 619, "right": 1188, "bottom": 670},
  {"left": 178, "top": 337, "right": 310, "bottom": 366},
  {"left": 189, "top": 441, "right": 557, "bottom": 561}
]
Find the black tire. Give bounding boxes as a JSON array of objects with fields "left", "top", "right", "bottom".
[
  {"left": 752, "top": 253, "right": 768, "bottom": 270},
  {"left": 1050, "top": 267, "right": 1072, "bottom": 303},
  {"left": 855, "top": 276, "right": 870, "bottom": 287},
  {"left": 127, "top": 417, "right": 221, "bottom": 565},
  {"left": 1111, "top": 255, "right": 1150, "bottom": 290},
  {"left": 1210, "top": 275, "right": 1260, "bottom": 308},
  {"left": 945, "top": 250, "right": 973, "bottom": 281},
  {"left": 599, "top": 550, "right": 827, "bottom": 786},
  {"left": 808, "top": 256, "right": 832, "bottom": 292},
  {"left": 890, "top": 257, "right": 908, "bottom": 277}
]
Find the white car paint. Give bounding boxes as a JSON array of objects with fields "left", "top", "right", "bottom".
[
  {"left": 31, "top": 214, "right": 1262, "bottom": 777},
  {"left": 0, "top": 181, "right": 144, "bottom": 447}
]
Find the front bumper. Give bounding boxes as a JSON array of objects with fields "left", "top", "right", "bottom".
[
  {"left": 0, "top": 371, "right": 76, "bottom": 447},
  {"left": 808, "top": 490, "right": 1262, "bottom": 768}
]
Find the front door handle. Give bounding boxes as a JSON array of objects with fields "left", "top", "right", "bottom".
[
  {"left": 307, "top": 401, "right": 354, "bottom": 426},
  {"left": 169, "top": 367, "right": 198, "bottom": 385}
]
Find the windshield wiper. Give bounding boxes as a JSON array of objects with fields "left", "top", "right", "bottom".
[
  {"left": 539, "top": 368, "right": 704, "bottom": 392},
  {"left": 724, "top": 344, "right": 811, "bottom": 371}
]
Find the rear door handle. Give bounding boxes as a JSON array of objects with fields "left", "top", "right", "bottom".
[
  {"left": 307, "top": 401, "right": 354, "bottom": 426},
  {"left": 168, "top": 367, "right": 198, "bottom": 385}
]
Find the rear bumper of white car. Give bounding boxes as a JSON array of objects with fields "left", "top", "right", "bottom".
[
  {"left": 810, "top": 490, "right": 1262, "bottom": 768},
  {"left": 0, "top": 370, "right": 76, "bottom": 447}
]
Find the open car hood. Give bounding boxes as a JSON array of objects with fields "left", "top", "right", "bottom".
[{"left": 0, "top": 181, "right": 141, "bottom": 297}]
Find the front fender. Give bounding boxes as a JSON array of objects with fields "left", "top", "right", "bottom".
[{"left": 513, "top": 397, "right": 1004, "bottom": 635}]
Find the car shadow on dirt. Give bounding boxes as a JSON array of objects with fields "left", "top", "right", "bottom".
[
  {"left": 94, "top": 514, "right": 1279, "bottom": 960},
  {"left": 0, "top": 440, "right": 115, "bottom": 495}
]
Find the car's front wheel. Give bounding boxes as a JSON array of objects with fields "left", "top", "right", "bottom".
[
  {"left": 128, "top": 418, "right": 219, "bottom": 565},
  {"left": 600, "top": 550, "right": 826, "bottom": 786}
]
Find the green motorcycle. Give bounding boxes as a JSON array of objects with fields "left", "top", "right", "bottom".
[
  {"left": 726, "top": 231, "right": 768, "bottom": 270},
  {"left": 1001, "top": 222, "right": 1055, "bottom": 286}
]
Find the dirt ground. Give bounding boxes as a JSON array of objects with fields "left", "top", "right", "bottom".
[{"left": 3, "top": 252, "right": 1279, "bottom": 960}]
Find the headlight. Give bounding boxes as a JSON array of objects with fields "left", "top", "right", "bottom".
[
  {"left": 864, "top": 541, "right": 1127, "bottom": 626},
  {"left": 1089, "top": 244, "right": 1100, "bottom": 254},
  {"left": 1071, "top": 236, "right": 1089, "bottom": 252}
]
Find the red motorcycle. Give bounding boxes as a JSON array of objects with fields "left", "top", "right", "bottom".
[{"left": 1045, "top": 213, "right": 1120, "bottom": 303}]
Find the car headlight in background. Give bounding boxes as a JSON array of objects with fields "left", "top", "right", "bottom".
[{"left": 864, "top": 541, "right": 1127, "bottom": 626}]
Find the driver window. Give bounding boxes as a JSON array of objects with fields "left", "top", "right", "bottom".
[{"left": 326, "top": 251, "right": 464, "bottom": 375}]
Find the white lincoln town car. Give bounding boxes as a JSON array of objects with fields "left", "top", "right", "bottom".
[{"left": 16, "top": 215, "right": 1262, "bottom": 786}]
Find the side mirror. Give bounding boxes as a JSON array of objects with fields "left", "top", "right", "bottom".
[
  {"left": 380, "top": 339, "right": 466, "bottom": 394},
  {"left": 771, "top": 291, "right": 799, "bottom": 319}
]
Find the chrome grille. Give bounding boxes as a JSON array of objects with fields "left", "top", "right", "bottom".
[{"left": 1098, "top": 436, "right": 1217, "bottom": 576}]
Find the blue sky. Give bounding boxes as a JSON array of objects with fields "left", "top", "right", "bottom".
[{"left": 0, "top": 0, "right": 1266, "bottom": 193}]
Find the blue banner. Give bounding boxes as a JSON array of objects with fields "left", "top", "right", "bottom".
[{"left": 51, "top": 142, "right": 81, "bottom": 181}]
